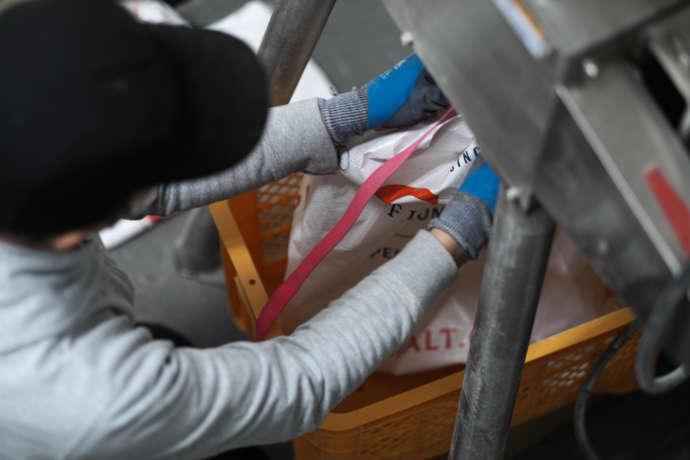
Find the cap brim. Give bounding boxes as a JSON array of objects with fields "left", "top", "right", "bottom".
[{"left": 145, "top": 24, "right": 269, "bottom": 182}]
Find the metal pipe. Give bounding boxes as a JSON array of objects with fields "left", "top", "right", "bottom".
[
  {"left": 449, "top": 186, "right": 555, "bottom": 460},
  {"left": 258, "top": 0, "right": 337, "bottom": 105},
  {"left": 179, "top": 0, "right": 336, "bottom": 274}
]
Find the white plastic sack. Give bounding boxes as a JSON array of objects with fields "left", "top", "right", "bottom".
[
  {"left": 282, "top": 115, "right": 478, "bottom": 328},
  {"left": 282, "top": 116, "right": 622, "bottom": 374},
  {"left": 122, "top": 0, "right": 187, "bottom": 24}
]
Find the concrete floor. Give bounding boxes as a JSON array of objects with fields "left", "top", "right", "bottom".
[{"left": 110, "top": 1, "right": 690, "bottom": 459}]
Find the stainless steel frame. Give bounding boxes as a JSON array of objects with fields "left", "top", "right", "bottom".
[
  {"left": 450, "top": 187, "right": 554, "bottom": 459},
  {"left": 259, "top": 0, "right": 337, "bottom": 105},
  {"left": 382, "top": 0, "right": 690, "bottom": 369},
  {"left": 382, "top": 1, "right": 690, "bottom": 458}
]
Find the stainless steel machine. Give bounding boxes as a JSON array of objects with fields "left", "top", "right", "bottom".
[
  {"left": 379, "top": 1, "right": 690, "bottom": 458},
  {"left": 253, "top": 1, "right": 690, "bottom": 458}
]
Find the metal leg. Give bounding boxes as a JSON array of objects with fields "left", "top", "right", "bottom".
[
  {"left": 449, "top": 186, "right": 555, "bottom": 460},
  {"left": 173, "top": 206, "right": 222, "bottom": 276},
  {"left": 175, "top": 0, "right": 337, "bottom": 275},
  {"left": 259, "top": 0, "right": 337, "bottom": 106}
]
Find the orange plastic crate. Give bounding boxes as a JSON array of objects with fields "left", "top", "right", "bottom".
[{"left": 210, "top": 174, "right": 640, "bottom": 460}]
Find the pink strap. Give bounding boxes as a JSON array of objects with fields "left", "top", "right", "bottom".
[{"left": 256, "top": 108, "right": 457, "bottom": 340}]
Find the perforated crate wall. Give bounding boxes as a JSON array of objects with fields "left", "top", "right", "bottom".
[
  {"left": 255, "top": 173, "right": 302, "bottom": 262},
  {"left": 217, "top": 171, "right": 641, "bottom": 460},
  {"left": 295, "top": 327, "right": 642, "bottom": 460}
]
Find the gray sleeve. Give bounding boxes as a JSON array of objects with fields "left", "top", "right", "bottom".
[
  {"left": 71, "top": 231, "right": 457, "bottom": 459},
  {"left": 127, "top": 99, "right": 338, "bottom": 218}
]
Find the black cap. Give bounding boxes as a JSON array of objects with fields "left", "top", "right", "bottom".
[{"left": 0, "top": 0, "right": 268, "bottom": 239}]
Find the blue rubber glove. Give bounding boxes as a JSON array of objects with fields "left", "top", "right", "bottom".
[
  {"left": 428, "top": 158, "right": 500, "bottom": 261},
  {"left": 458, "top": 162, "right": 500, "bottom": 212},
  {"left": 365, "top": 54, "right": 449, "bottom": 129},
  {"left": 318, "top": 53, "right": 449, "bottom": 148}
]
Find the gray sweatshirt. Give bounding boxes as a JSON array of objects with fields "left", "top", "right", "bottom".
[{"left": 0, "top": 100, "right": 458, "bottom": 460}]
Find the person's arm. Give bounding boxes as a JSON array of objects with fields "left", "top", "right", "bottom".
[
  {"left": 127, "top": 54, "right": 449, "bottom": 218},
  {"left": 68, "top": 164, "right": 498, "bottom": 459},
  {"left": 67, "top": 230, "right": 458, "bottom": 459},
  {"left": 128, "top": 99, "right": 338, "bottom": 218}
]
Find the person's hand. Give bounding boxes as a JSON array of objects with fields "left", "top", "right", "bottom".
[
  {"left": 365, "top": 53, "right": 449, "bottom": 130},
  {"left": 428, "top": 158, "right": 500, "bottom": 264},
  {"left": 318, "top": 53, "right": 449, "bottom": 148}
]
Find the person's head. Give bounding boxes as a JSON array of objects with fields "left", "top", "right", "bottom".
[{"left": 0, "top": 0, "right": 269, "bottom": 249}]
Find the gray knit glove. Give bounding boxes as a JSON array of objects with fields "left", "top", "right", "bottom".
[
  {"left": 317, "top": 54, "right": 449, "bottom": 149},
  {"left": 317, "top": 87, "right": 369, "bottom": 148},
  {"left": 428, "top": 160, "right": 499, "bottom": 261}
]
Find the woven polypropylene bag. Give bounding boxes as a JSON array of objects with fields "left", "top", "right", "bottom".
[{"left": 282, "top": 116, "right": 619, "bottom": 374}]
